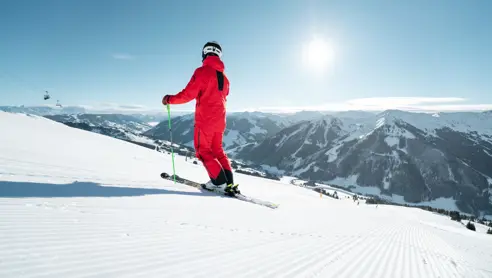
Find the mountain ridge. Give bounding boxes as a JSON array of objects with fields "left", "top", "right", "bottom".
[{"left": 233, "top": 109, "right": 492, "bottom": 216}]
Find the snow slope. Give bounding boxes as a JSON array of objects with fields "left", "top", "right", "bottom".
[{"left": 1, "top": 111, "right": 492, "bottom": 277}]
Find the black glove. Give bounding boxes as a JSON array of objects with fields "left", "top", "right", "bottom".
[{"left": 162, "top": 95, "right": 171, "bottom": 105}]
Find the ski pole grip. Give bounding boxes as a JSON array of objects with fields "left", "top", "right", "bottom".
[{"left": 166, "top": 104, "right": 172, "bottom": 131}]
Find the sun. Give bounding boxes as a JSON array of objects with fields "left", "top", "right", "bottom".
[{"left": 302, "top": 37, "right": 335, "bottom": 71}]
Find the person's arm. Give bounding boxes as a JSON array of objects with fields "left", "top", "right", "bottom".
[{"left": 165, "top": 68, "right": 204, "bottom": 105}]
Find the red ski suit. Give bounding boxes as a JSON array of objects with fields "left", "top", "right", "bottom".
[{"left": 166, "top": 56, "right": 232, "bottom": 182}]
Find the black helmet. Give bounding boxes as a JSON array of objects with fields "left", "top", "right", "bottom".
[{"left": 202, "top": 41, "right": 222, "bottom": 60}]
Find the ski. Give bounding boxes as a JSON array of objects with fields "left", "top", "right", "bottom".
[{"left": 160, "top": 172, "right": 279, "bottom": 209}]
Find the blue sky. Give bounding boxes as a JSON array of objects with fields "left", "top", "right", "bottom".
[{"left": 1, "top": 0, "right": 491, "bottom": 113}]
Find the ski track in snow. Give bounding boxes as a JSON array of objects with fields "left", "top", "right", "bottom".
[
  {"left": 3, "top": 201, "right": 490, "bottom": 278},
  {"left": 1, "top": 111, "right": 492, "bottom": 277}
]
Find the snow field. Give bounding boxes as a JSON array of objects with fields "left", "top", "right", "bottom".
[{"left": 1, "top": 111, "right": 492, "bottom": 277}]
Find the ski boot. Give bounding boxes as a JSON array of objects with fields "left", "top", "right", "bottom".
[
  {"left": 202, "top": 181, "right": 227, "bottom": 192},
  {"left": 225, "top": 184, "right": 240, "bottom": 195}
]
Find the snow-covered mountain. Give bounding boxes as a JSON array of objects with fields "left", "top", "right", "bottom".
[
  {"left": 0, "top": 105, "right": 86, "bottom": 115},
  {"left": 144, "top": 111, "right": 296, "bottom": 150},
  {"left": 127, "top": 113, "right": 171, "bottom": 126},
  {"left": 1, "top": 110, "right": 491, "bottom": 277},
  {"left": 278, "top": 110, "right": 327, "bottom": 122},
  {"left": 235, "top": 110, "right": 492, "bottom": 216},
  {"left": 0, "top": 106, "right": 189, "bottom": 125},
  {"left": 330, "top": 110, "right": 379, "bottom": 119},
  {"left": 235, "top": 116, "right": 345, "bottom": 169},
  {"left": 45, "top": 114, "right": 156, "bottom": 146}
]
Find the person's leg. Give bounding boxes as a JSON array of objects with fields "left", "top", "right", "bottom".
[
  {"left": 194, "top": 128, "right": 227, "bottom": 185},
  {"left": 211, "top": 131, "right": 234, "bottom": 185}
]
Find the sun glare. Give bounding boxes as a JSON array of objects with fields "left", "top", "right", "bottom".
[{"left": 302, "top": 37, "right": 335, "bottom": 71}]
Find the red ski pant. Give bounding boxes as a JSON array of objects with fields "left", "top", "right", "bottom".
[{"left": 194, "top": 127, "right": 232, "bottom": 180}]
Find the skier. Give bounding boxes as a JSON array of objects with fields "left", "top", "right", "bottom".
[{"left": 162, "top": 41, "right": 238, "bottom": 194}]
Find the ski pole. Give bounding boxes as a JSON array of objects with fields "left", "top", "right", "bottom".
[{"left": 167, "top": 104, "right": 176, "bottom": 183}]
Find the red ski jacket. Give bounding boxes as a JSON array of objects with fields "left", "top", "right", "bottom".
[{"left": 166, "top": 56, "right": 230, "bottom": 132}]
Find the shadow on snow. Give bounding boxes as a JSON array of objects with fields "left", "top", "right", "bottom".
[{"left": 0, "top": 180, "right": 215, "bottom": 198}]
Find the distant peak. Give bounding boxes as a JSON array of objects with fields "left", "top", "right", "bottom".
[{"left": 379, "top": 109, "right": 406, "bottom": 116}]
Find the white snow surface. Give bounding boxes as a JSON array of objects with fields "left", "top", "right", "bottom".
[
  {"left": 1, "top": 111, "right": 492, "bottom": 277},
  {"left": 325, "top": 143, "right": 341, "bottom": 162},
  {"left": 249, "top": 123, "right": 267, "bottom": 135},
  {"left": 318, "top": 110, "right": 492, "bottom": 154},
  {"left": 323, "top": 175, "right": 478, "bottom": 214},
  {"left": 223, "top": 130, "right": 247, "bottom": 149},
  {"left": 126, "top": 133, "right": 158, "bottom": 145},
  {"left": 379, "top": 110, "right": 492, "bottom": 136},
  {"left": 314, "top": 183, "right": 356, "bottom": 197},
  {"left": 384, "top": 136, "right": 400, "bottom": 147}
]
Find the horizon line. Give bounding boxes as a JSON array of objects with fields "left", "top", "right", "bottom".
[{"left": 1, "top": 104, "right": 491, "bottom": 115}]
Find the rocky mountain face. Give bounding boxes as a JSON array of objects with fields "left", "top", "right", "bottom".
[
  {"left": 234, "top": 110, "right": 492, "bottom": 216},
  {"left": 236, "top": 116, "right": 345, "bottom": 170}
]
